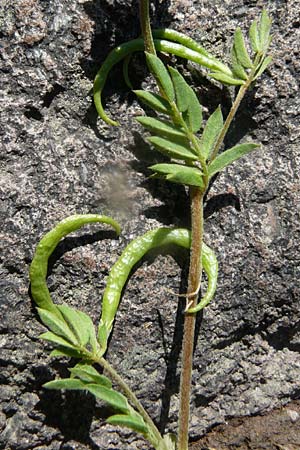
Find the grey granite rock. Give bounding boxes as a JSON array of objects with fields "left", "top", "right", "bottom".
[{"left": 0, "top": 0, "right": 299, "bottom": 449}]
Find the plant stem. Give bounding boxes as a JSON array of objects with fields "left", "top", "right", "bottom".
[
  {"left": 177, "top": 187, "right": 204, "bottom": 450},
  {"left": 209, "top": 56, "right": 261, "bottom": 162},
  {"left": 97, "top": 356, "right": 163, "bottom": 447},
  {"left": 139, "top": 0, "right": 156, "bottom": 55}
]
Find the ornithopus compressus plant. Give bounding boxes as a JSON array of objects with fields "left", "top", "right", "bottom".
[{"left": 29, "top": 2, "right": 272, "bottom": 449}]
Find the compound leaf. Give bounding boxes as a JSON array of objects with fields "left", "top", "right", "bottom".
[
  {"left": 168, "top": 66, "right": 190, "bottom": 112},
  {"left": 208, "top": 143, "right": 260, "bottom": 178},
  {"left": 200, "top": 106, "right": 223, "bottom": 159},
  {"left": 148, "top": 136, "right": 198, "bottom": 161},
  {"left": 233, "top": 28, "right": 253, "bottom": 69},
  {"left": 69, "top": 364, "right": 112, "bottom": 388},
  {"left": 145, "top": 52, "right": 175, "bottom": 102},
  {"left": 134, "top": 90, "right": 172, "bottom": 115},
  {"left": 107, "top": 413, "right": 148, "bottom": 435},
  {"left": 86, "top": 384, "right": 130, "bottom": 414},
  {"left": 136, "top": 116, "right": 186, "bottom": 140},
  {"left": 150, "top": 163, "right": 204, "bottom": 188}
]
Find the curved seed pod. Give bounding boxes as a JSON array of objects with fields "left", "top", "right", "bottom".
[
  {"left": 94, "top": 37, "right": 233, "bottom": 125},
  {"left": 29, "top": 214, "right": 121, "bottom": 316},
  {"left": 98, "top": 228, "right": 218, "bottom": 352}
]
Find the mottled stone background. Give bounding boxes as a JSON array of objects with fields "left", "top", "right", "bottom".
[{"left": 0, "top": 0, "right": 299, "bottom": 449}]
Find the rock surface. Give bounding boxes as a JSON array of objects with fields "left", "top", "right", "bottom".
[{"left": 0, "top": 0, "right": 299, "bottom": 449}]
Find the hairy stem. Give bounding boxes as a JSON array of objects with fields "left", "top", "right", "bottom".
[
  {"left": 139, "top": 0, "right": 156, "bottom": 55},
  {"left": 177, "top": 188, "right": 204, "bottom": 450}
]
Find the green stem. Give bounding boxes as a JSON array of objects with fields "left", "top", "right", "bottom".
[
  {"left": 177, "top": 188, "right": 204, "bottom": 450},
  {"left": 209, "top": 54, "right": 261, "bottom": 162},
  {"left": 139, "top": 0, "right": 156, "bottom": 55},
  {"left": 96, "top": 355, "right": 163, "bottom": 448}
]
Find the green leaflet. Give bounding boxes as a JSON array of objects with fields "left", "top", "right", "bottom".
[
  {"left": 39, "top": 331, "right": 80, "bottom": 351},
  {"left": 168, "top": 66, "right": 190, "bottom": 112},
  {"left": 182, "top": 85, "right": 202, "bottom": 133},
  {"left": 50, "top": 347, "right": 85, "bottom": 359},
  {"left": 249, "top": 20, "right": 260, "bottom": 53},
  {"left": 56, "top": 305, "right": 90, "bottom": 347},
  {"left": 76, "top": 310, "right": 99, "bottom": 354},
  {"left": 200, "top": 106, "right": 223, "bottom": 160},
  {"left": 134, "top": 90, "right": 172, "bottom": 115},
  {"left": 150, "top": 163, "right": 204, "bottom": 188},
  {"left": 209, "top": 72, "right": 245, "bottom": 85},
  {"left": 146, "top": 53, "right": 175, "bottom": 102},
  {"left": 168, "top": 66, "right": 202, "bottom": 132},
  {"left": 86, "top": 384, "right": 130, "bottom": 414},
  {"left": 231, "top": 47, "right": 248, "bottom": 81},
  {"left": 259, "top": 9, "right": 272, "bottom": 52},
  {"left": 37, "top": 308, "right": 78, "bottom": 345},
  {"left": 254, "top": 55, "right": 272, "bottom": 80},
  {"left": 147, "top": 136, "right": 198, "bottom": 161},
  {"left": 107, "top": 414, "right": 148, "bottom": 435},
  {"left": 208, "top": 143, "right": 260, "bottom": 178},
  {"left": 233, "top": 28, "right": 253, "bottom": 69},
  {"left": 70, "top": 363, "right": 112, "bottom": 388},
  {"left": 136, "top": 116, "right": 186, "bottom": 140},
  {"left": 44, "top": 378, "right": 87, "bottom": 390}
]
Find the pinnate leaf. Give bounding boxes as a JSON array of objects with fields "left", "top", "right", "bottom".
[
  {"left": 148, "top": 136, "right": 198, "bottom": 161},
  {"left": 150, "top": 163, "right": 204, "bottom": 188},
  {"left": 200, "top": 106, "right": 223, "bottom": 159},
  {"left": 70, "top": 364, "right": 112, "bottom": 388},
  {"left": 168, "top": 66, "right": 190, "bottom": 112},
  {"left": 233, "top": 28, "right": 253, "bottom": 69},
  {"left": 107, "top": 413, "right": 148, "bottom": 435},
  {"left": 208, "top": 143, "right": 260, "bottom": 178},
  {"left": 86, "top": 384, "right": 130, "bottom": 413},
  {"left": 136, "top": 116, "right": 186, "bottom": 140},
  {"left": 145, "top": 52, "right": 175, "bottom": 102},
  {"left": 134, "top": 90, "right": 172, "bottom": 115}
]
